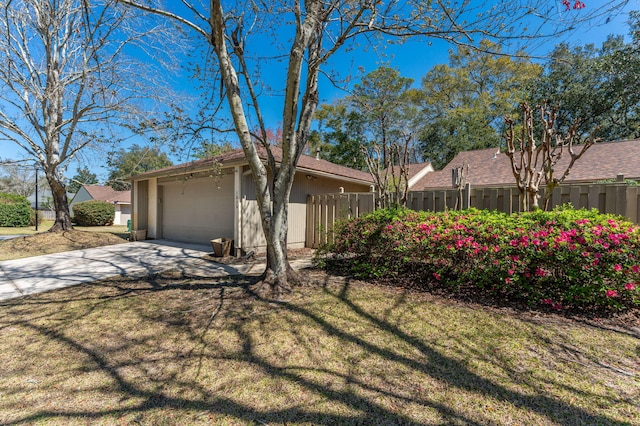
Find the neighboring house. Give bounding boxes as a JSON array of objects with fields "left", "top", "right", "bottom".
[
  {"left": 27, "top": 187, "right": 74, "bottom": 209},
  {"left": 415, "top": 139, "right": 640, "bottom": 189},
  {"left": 70, "top": 185, "right": 131, "bottom": 226},
  {"left": 384, "top": 162, "right": 434, "bottom": 189},
  {"left": 128, "top": 146, "right": 375, "bottom": 254}
]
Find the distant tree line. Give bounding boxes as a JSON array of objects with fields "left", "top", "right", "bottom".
[{"left": 311, "top": 16, "right": 640, "bottom": 171}]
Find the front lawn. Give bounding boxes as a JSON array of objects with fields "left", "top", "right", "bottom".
[
  {"left": 0, "top": 270, "right": 637, "bottom": 425},
  {"left": 0, "top": 223, "right": 130, "bottom": 261}
]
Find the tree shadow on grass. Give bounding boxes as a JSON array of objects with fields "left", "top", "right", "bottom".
[{"left": 0, "top": 271, "right": 634, "bottom": 425}]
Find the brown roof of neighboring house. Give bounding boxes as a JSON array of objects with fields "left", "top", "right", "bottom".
[
  {"left": 129, "top": 146, "right": 374, "bottom": 184},
  {"left": 83, "top": 185, "right": 131, "bottom": 204},
  {"left": 415, "top": 139, "right": 640, "bottom": 189}
]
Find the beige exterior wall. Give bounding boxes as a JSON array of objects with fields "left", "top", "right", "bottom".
[
  {"left": 133, "top": 180, "right": 148, "bottom": 231},
  {"left": 240, "top": 169, "right": 371, "bottom": 253},
  {"left": 159, "top": 173, "right": 235, "bottom": 244}
]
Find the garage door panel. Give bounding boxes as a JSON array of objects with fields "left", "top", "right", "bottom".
[{"left": 161, "top": 175, "right": 234, "bottom": 244}]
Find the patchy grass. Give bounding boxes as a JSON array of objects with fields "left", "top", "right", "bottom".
[
  {"left": 0, "top": 230, "right": 128, "bottom": 261},
  {"left": 0, "top": 270, "right": 638, "bottom": 425},
  {"left": 0, "top": 220, "right": 56, "bottom": 235}
]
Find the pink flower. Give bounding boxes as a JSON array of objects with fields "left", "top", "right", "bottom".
[
  {"left": 386, "top": 225, "right": 393, "bottom": 230},
  {"left": 625, "top": 283, "right": 637, "bottom": 291},
  {"left": 535, "top": 267, "right": 546, "bottom": 277},
  {"left": 542, "top": 298, "right": 553, "bottom": 305},
  {"left": 508, "top": 269, "right": 515, "bottom": 276},
  {"left": 433, "top": 273, "right": 441, "bottom": 281},
  {"left": 613, "top": 264, "right": 623, "bottom": 272},
  {"left": 632, "top": 265, "right": 639, "bottom": 274},
  {"left": 605, "top": 289, "right": 619, "bottom": 298},
  {"left": 505, "top": 277, "right": 512, "bottom": 284}
]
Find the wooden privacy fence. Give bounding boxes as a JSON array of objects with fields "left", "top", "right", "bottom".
[
  {"left": 306, "top": 182, "right": 640, "bottom": 248},
  {"left": 306, "top": 192, "right": 376, "bottom": 249}
]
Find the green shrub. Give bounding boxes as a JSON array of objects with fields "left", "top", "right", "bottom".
[
  {"left": 0, "top": 192, "right": 32, "bottom": 227},
  {"left": 73, "top": 200, "right": 115, "bottom": 226},
  {"left": 323, "top": 206, "right": 640, "bottom": 312},
  {"left": 30, "top": 210, "right": 44, "bottom": 226}
]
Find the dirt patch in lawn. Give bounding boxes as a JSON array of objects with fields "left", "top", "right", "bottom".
[{"left": 0, "top": 230, "right": 128, "bottom": 261}]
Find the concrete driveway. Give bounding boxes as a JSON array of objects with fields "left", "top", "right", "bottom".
[{"left": 0, "top": 240, "right": 310, "bottom": 301}]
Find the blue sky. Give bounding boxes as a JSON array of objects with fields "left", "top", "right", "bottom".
[{"left": 1, "top": 0, "right": 637, "bottom": 182}]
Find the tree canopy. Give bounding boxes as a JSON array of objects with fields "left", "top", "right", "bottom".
[
  {"left": 532, "top": 17, "right": 640, "bottom": 142},
  {"left": 418, "top": 41, "right": 542, "bottom": 169},
  {"left": 106, "top": 145, "right": 173, "bottom": 191},
  {"left": 67, "top": 167, "right": 99, "bottom": 193}
]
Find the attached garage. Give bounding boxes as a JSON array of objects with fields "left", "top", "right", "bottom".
[{"left": 130, "top": 147, "right": 374, "bottom": 254}]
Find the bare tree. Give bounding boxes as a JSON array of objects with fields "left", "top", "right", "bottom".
[
  {"left": 362, "top": 132, "right": 414, "bottom": 208},
  {"left": 0, "top": 0, "right": 174, "bottom": 231},
  {"left": 118, "top": 0, "right": 628, "bottom": 295},
  {"left": 504, "top": 103, "right": 599, "bottom": 211},
  {"left": 0, "top": 161, "right": 35, "bottom": 197}
]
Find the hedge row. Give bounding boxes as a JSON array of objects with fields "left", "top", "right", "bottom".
[
  {"left": 323, "top": 206, "right": 640, "bottom": 312},
  {"left": 73, "top": 200, "right": 114, "bottom": 226},
  {"left": 0, "top": 193, "right": 32, "bottom": 227}
]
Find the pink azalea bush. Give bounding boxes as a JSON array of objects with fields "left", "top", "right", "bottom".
[{"left": 324, "top": 206, "right": 640, "bottom": 311}]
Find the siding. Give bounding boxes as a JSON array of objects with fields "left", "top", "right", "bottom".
[{"left": 240, "top": 168, "right": 371, "bottom": 253}]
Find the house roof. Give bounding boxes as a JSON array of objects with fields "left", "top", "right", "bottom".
[
  {"left": 415, "top": 139, "right": 640, "bottom": 189},
  {"left": 82, "top": 185, "right": 131, "bottom": 204},
  {"left": 129, "top": 146, "right": 375, "bottom": 184},
  {"left": 383, "top": 162, "right": 435, "bottom": 189}
]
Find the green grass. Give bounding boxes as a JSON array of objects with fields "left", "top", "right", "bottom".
[
  {"left": 0, "top": 220, "right": 56, "bottom": 235},
  {"left": 0, "top": 270, "right": 637, "bottom": 425}
]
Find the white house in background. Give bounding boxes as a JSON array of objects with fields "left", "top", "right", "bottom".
[
  {"left": 128, "top": 146, "right": 375, "bottom": 254},
  {"left": 70, "top": 185, "right": 131, "bottom": 226}
]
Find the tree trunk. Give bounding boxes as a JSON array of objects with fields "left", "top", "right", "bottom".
[
  {"left": 207, "top": 0, "right": 307, "bottom": 297},
  {"left": 46, "top": 173, "right": 73, "bottom": 232}
]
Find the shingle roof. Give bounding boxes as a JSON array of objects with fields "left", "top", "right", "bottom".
[
  {"left": 83, "top": 185, "right": 131, "bottom": 204},
  {"left": 129, "top": 146, "right": 374, "bottom": 184},
  {"left": 415, "top": 139, "right": 640, "bottom": 189}
]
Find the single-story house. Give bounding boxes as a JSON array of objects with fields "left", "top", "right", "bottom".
[
  {"left": 70, "top": 185, "right": 132, "bottom": 226},
  {"left": 128, "top": 146, "right": 374, "bottom": 254},
  {"left": 414, "top": 139, "right": 640, "bottom": 189}
]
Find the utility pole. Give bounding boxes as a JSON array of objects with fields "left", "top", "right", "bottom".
[{"left": 34, "top": 163, "right": 38, "bottom": 231}]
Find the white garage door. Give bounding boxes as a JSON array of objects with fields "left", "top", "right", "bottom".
[{"left": 160, "top": 175, "right": 234, "bottom": 245}]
